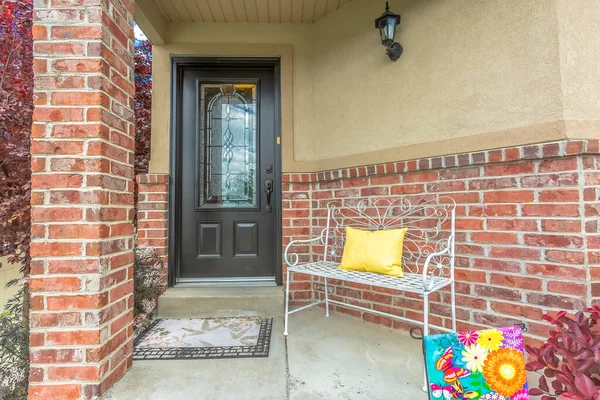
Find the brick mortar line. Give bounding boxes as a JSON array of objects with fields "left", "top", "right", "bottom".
[
  {"left": 29, "top": 252, "right": 134, "bottom": 260},
  {"left": 35, "top": 186, "right": 134, "bottom": 191},
  {"left": 33, "top": 155, "right": 135, "bottom": 164},
  {"left": 322, "top": 282, "right": 586, "bottom": 297},
  {"left": 34, "top": 91, "right": 134, "bottom": 117},
  {"left": 30, "top": 326, "right": 119, "bottom": 332},
  {"left": 32, "top": 192, "right": 135, "bottom": 198}
]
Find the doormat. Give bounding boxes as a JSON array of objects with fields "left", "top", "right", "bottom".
[{"left": 133, "top": 317, "right": 273, "bottom": 360}]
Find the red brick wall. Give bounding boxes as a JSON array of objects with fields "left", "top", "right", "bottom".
[
  {"left": 283, "top": 139, "right": 600, "bottom": 341},
  {"left": 30, "top": 0, "right": 136, "bottom": 398},
  {"left": 136, "top": 173, "right": 169, "bottom": 286},
  {"left": 583, "top": 149, "right": 600, "bottom": 307},
  {"left": 282, "top": 180, "right": 314, "bottom": 305}
]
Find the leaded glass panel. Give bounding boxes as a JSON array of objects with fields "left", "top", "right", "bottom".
[{"left": 198, "top": 83, "right": 257, "bottom": 208}]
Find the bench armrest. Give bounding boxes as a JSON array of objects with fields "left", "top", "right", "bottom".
[
  {"left": 284, "top": 230, "right": 327, "bottom": 267},
  {"left": 421, "top": 235, "right": 455, "bottom": 292}
]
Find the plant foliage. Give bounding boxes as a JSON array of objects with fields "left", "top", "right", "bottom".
[
  {"left": 0, "top": 0, "right": 33, "bottom": 397},
  {"left": 133, "top": 245, "right": 164, "bottom": 330},
  {"left": 134, "top": 37, "right": 152, "bottom": 175},
  {"left": 0, "top": 0, "right": 32, "bottom": 268},
  {"left": 0, "top": 289, "right": 29, "bottom": 400},
  {"left": 525, "top": 307, "right": 600, "bottom": 400}
]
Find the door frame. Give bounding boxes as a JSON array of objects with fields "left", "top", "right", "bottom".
[{"left": 168, "top": 56, "right": 283, "bottom": 287}]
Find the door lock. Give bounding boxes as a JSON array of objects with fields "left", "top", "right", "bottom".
[{"left": 264, "top": 179, "right": 273, "bottom": 213}]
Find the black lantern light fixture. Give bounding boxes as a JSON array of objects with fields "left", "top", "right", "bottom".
[{"left": 374, "top": 1, "right": 402, "bottom": 61}]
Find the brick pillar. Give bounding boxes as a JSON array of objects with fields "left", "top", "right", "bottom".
[
  {"left": 136, "top": 173, "right": 169, "bottom": 287},
  {"left": 583, "top": 149, "right": 600, "bottom": 307},
  {"left": 30, "top": 0, "right": 135, "bottom": 398}
]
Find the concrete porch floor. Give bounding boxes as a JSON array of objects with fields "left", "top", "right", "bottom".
[{"left": 102, "top": 309, "right": 427, "bottom": 400}]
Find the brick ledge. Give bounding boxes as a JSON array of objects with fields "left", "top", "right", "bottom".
[{"left": 283, "top": 139, "right": 600, "bottom": 183}]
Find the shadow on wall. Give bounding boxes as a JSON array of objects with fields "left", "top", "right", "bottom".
[{"left": 0, "top": 256, "right": 22, "bottom": 310}]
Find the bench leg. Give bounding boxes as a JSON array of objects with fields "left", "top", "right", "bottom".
[
  {"left": 324, "top": 278, "right": 330, "bottom": 317},
  {"left": 284, "top": 268, "right": 290, "bottom": 336},
  {"left": 451, "top": 281, "right": 457, "bottom": 332},
  {"left": 422, "top": 293, "right": 429, "bottom": 393}
]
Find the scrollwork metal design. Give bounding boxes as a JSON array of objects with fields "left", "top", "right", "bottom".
[
  {"left": 324, "top": 197, "right": 456, "bottom": 277},
  {"left": 283, "top": 229, "right": 327, "bottom": 267}
]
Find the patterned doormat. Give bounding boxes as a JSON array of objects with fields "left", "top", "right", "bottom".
[{"left": 133, "top": 317, "right": 273, "bottom": 360}]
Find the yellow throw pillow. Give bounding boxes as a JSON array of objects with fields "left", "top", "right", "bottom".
[{"left": 339, "top": 227, "right": 408, "bottom": 277}]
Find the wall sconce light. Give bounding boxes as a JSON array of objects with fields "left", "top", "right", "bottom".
[{"left": 374, "top": 1, "right": 403, "bottom": 61}]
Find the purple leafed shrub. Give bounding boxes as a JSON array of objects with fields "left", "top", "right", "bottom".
[
  {"left": 0, "top": 1, "right": 33, "bottom": 397},
  {"left": 525, "top": 307, "right": 600, "bottom": 400}
]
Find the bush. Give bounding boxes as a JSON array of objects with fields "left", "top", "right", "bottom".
[
  {"left": 0, "top": 1, "right": 33, "bottom": 397},
  {"left": 0, "top": 0, "right": 33, "bottom": 267},
  {"left": 134, "top": 37, "right": 152, "bottom": 175},
  {"left": 133, "top": 245, "right": 164, "bottom": 330},
  {"left": 525, "top": 307, "right": 600, "bottom": 400},
  {"left": 0, "top": 287, "right": 29, "bottom": 400}
]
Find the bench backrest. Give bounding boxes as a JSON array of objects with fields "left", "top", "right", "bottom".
[{"left": 322, "top": 197, "right": 456, "bottom": 276}]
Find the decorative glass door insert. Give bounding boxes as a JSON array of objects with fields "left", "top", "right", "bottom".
[{"left": 198, "top": 83, "right": 258, "bottom": 209}]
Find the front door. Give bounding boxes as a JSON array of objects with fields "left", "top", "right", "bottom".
[{"left": 176, "top": 62, "right": 279, "bottom": 285}]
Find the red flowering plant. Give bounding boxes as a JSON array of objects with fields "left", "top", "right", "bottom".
[
  {"left": 0, "top": 0, "right": 33, "bottom": 271},
  {"left": 0, "top": 0, "right": 33, "bottom": 397},
  {"left": 525, "top": 307, "right": 600, "bottom": 400},
  {"left": 134, "top": 36, "right": 152, "bottom": 175},
  {"left": 132, "top": 34, "right": 151, "bottom": 226}
]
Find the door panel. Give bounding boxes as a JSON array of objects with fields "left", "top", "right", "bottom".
[
  {"left": 233, "top": 222, "right": 258, "bottom": 257},
  {"left": 196, "top": 222, "right": 221, "bottom": 258},
  {"left": 178, "top": 66, "right": 278, "bottom": 283}
]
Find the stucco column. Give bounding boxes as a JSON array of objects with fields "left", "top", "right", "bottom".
[{"left": 29, "top": 0, "right": 135, "bottom": 398}]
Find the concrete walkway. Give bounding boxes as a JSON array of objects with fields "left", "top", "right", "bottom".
[{"left": 103, "top": 310, "right": 427, "bottom": 400}]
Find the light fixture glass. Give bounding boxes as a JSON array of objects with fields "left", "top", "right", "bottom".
[{"left": 374, "top": 2, "right": 403, "bottom": 61}]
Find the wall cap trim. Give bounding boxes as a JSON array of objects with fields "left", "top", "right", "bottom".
[{"left": 283, "top": 139, "right": 600, "bottom": 184}]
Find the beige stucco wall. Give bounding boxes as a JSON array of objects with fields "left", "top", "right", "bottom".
[
  {"left": 556, "top": 0, "right": 600, "bottom": 137},
  {"left": 144, "top": 0, "right": 599, "bottom": 173},
  {"left": 0, "top": 256, "right": 22, "bottom": 310},
  {"left": 310, "top": 0, "right": 563, "bottom": 163}
]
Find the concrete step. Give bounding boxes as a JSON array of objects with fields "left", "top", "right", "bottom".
[{"left": 157, "top": 287, "right": 284, "bottom": 318}]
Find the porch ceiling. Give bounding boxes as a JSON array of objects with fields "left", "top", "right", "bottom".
[
  {"left": 154, "top": 0, "right": 352, "bottom": 24},
  {"left": 135, "top": 0, "right": 354, "bottom": 45},
  {"left": 152, "top": 0, "right": 353, "bottom": 24}
]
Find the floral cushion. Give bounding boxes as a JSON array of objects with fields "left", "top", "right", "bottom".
[{"left": 423, "top": 326, "right": 529, "bottom": 400}]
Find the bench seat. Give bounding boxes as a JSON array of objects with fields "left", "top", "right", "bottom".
[{"left": 288, "top": 261, "right": 452, "bottom": 295}]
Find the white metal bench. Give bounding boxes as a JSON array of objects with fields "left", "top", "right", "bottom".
[{"left": 283, "top": 197, "right": 457, "bottom": 339}]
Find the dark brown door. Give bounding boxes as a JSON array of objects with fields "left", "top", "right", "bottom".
[{"left": 177, "top": 65, "right": 278, "bottom": 284}]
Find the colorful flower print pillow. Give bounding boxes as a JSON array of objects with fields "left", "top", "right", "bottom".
[{"left": 423, "top": 326, "right": 529, "bottom": 400}]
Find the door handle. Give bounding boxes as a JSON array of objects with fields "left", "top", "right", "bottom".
[{"left": 264, "top": 179, "right": 273, "bottom": 213}]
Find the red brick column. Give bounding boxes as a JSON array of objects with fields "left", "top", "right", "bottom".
[
  {"left": 583, "top": 149, "right": 600, "bottom": 307},
  {"left": 29, "top": 0, "right": 135, "bottom": 398},
  {"left": 136, "top": 173, "right": 169, "bottom": 286},
  {"left": 283, "top": 139, "right": 600, "bottom": 342}
]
